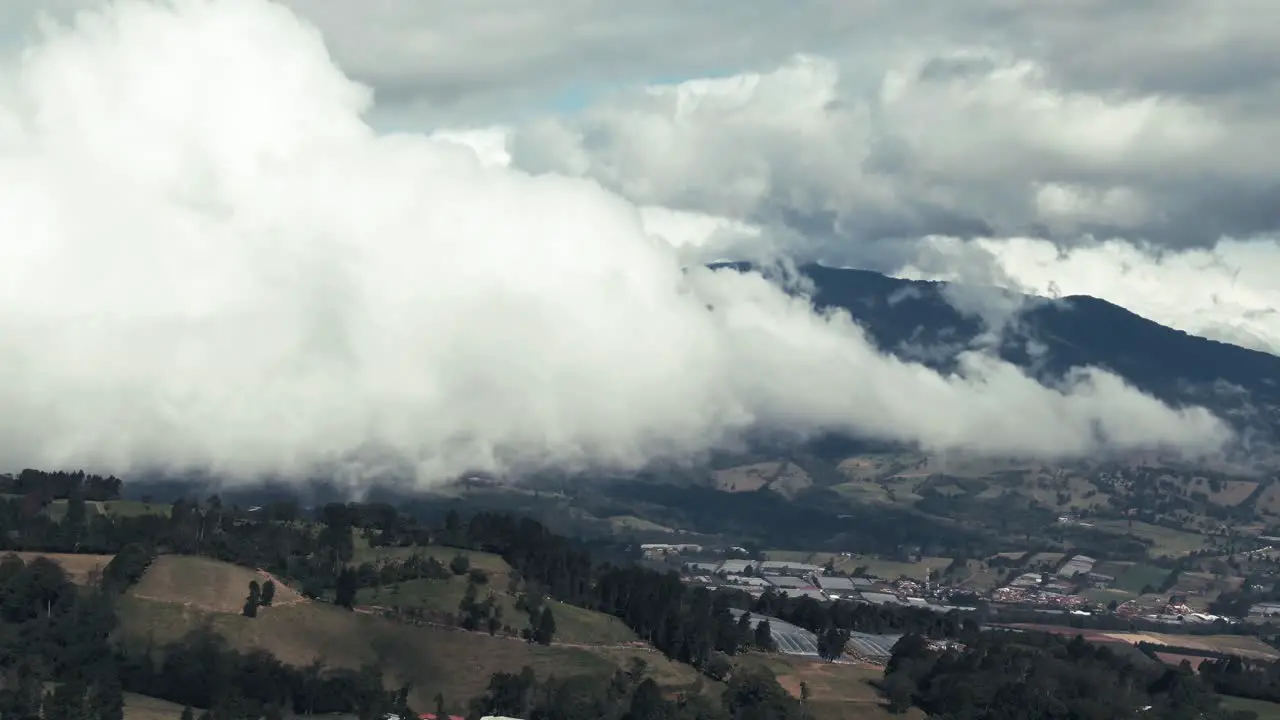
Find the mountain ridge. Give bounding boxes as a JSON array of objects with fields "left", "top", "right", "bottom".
[{"left": 725, "top": 262, "right": 1280, "bottom": 443}]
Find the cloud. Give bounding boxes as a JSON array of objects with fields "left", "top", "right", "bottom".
[
  {"left": 0, "top": 0, "right": 1231, "bottom": 487},
  {"left": 898, "top": 236, "right": 1280, "bottom": 356},
  {"left": 510, "top": 50, "right": 1277, "bottom": 249},
  {"left": 499, "top": 46, "right": 1280, "bottom": 360},
  {"left": 5, "top": 4, "right": 1277, "bottom": 312},
  {"left": 11, "top": 1, "right": 1277, "bottom": 125},
  {"left": 249, "top": 1, "right": 1280, "bottom": 138}
]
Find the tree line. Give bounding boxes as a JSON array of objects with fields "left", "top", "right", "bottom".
[
  {"left": 0, "top": 469, "right": 123, "bottom": 502},
  {"left": 882, "top": 630, "right": 1257, "bottom": 719},
  {"left": 468, "top": 658, "right": 804, "bottom": 720}
]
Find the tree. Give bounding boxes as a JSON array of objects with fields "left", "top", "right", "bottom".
[
  {"left": 244, "top": 579, "right": 261, "bottom": 618},
  {"left": 181, "top": 708, "right": 195, "bottom": 720},
  {"left": 882, "top": 672, "right": 915, "bottom": 714},
  {"left": 443, "top": 509, "right": 461, "bottom": 544},
  {"left": 723, "top": 668, "right": 800, "bottom": 720},
  {"left": 736, "top": 611, "right": 753, "bottom": 646},
  {"left": 627, "top": 657, "right": 648, "bottom": 683},
  {"left": 703, "top": 652, "right": 732, "bottom": 681},
  {"left": 88, "top": 672, "right": 125, "bottom": 720},
  {"left": 459, "top": 581, "right": 483, "bottom": 631},
  {"left": 534, "top": 606, "right": 556, "bottom": 645},
  {"left": 260, "top": 579, "right": 276, "bottom": 606},
  {"left": 625, "top": 678, "right": 669, "bottom": 720},
  {"left": 754, "top": 619, "right": 776, "bottom": 651},
  {"left": 450, "top": 553, "right": 471, "bottom": 576},
  {"left": 487, "top": 602, "right": 504, "bottom": 636},
  {"left": 817, "top": 626, "right": 850, "bottom": 662},
  {"left": 66, "top": 483, "right": 88, "bottom": 528},
  {"left": 335, "top": 568, "right": 358, "bottom": 609},
  {"left": 45, "top": 677, "right": 88, "bottom": 720}
]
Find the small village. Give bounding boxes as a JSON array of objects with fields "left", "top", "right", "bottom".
[{"left": 637, "top": 542, "right": 1251, "bottom": 666}]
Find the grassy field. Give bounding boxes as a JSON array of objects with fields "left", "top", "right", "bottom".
[
  {"left": 1221, "top": 695, "right": 1280, "bottom": 719},
  {"left": 1254, "top": 484, "right": 1280, "bottom": 516},
  {"left": 1080, "top": 587, "right": 1136, "bottom": 605},
  {"left": 1164, "top": 476, "right": 1259, "bottom": 507},
  {"left": 1096, "top": 561, "right": 1170, "bottom": 594},
  {"left": 1028, "top": 552, "right": 1066, "bottom": 567},
  {"left": 115, "top": 595, "right": 691, "bottom": 711},
  {"left": 350, "top": 540, "right": 510, "bottom": 570},
  {"left": 1091, "top": 630, "right": 1280, "bottom": 661},
  {"left": 607, "top": 515, "right": 678, "bottom": 533},
  {"left": 124, "top": 693, "right": 186, "bottom": 720},
  {"left": 136, "top": 550, "right": 634, "bottom": 644},
  {"left": 1171, "top": 571, "right": 1231, "bottom": 605},
  {"left": 1090, "top": 520, "right": 1208, "bottom": 556},
  {"left": 769, "top": 464, "right": 815, "bottom": 498},
  {"left": 712, "top": 462, "right": 781, "bottom": 492},
  {"left": 45, "top": 499, "right": 169, "bottom": 521},
  {"left": 1207, "top": 480, "right": 1259, "bottom": 507},
  {"left": 735, "top": 653, "right": 925, "bottom": 720},
  {"left": 829, "top": 481, "right": 894, "bottom": 504},
  {"left": 117, "top": 553, "right": 672, "bottom": 710},
  {"left": 835, "top": 455, "right": 899, "bottom": 481},
  {"left": 130, "top": 555, "right": 302, "bottom": 613},
  {"left": 1021, "top": 475, "right": 1111, "bottom": 510},
  {"left": 357, "top": 576, "right": 638, "bottom": 645},
  {"left": 843, "top": 556, "right": 952, "bottom": 582},
  {"left": 8, "top": 551, "right": 114, "bottom": 585},
  {"left": 959, "top": 561, "right": 1005, "bottom": 592},
  {"left": 834, "top": 452, "right": 1035, "bottom": 483},
  {"left": 763, "top": 551, "right": 951, "bottom": 581},
  {"left": 104, "top": 500, "right": 171, "bottom": 517}
]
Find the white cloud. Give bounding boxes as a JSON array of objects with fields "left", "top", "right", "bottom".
[
  {"left": 428, "top": 126, "right": 512, "bottom": 169},
  {"left": 500, "top": 45, "right": 1280, "bottom": 361},
  {"left": 509, "top": 49, "right": 1266, "bottom": 247},
  {"left": 899, "top": 236, "right": 1280, "bottom": 356},
  {"left": 0, "top": 0, "right": 1230, "bottom": 487}
]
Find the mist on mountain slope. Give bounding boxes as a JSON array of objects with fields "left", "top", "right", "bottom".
[{"left": 0, "top": 0, "right": 1231, "bottom": 487}]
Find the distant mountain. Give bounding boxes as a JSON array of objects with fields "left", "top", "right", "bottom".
[{"left": 765, "top": 263, "right": 1280, "bottom": 442}]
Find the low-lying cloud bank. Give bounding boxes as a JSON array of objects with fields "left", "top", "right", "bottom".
[
  {"left": 505, "top": 52, "right": 1280, "bottom": 358},
  {"left": 0, "top": 0, "right": 1231, "bottom": 486}
]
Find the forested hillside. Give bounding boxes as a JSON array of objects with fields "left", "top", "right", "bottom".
[{"left": 2, "top": 468, "right": 1279, "bottom": 719}]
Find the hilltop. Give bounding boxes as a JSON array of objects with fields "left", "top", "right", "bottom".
[
  {"left": 113, "top": 553, "right": 698, "bottom": 712},
  {"left": 129, "top": 554, "right": 302, "bottom": 613}
]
